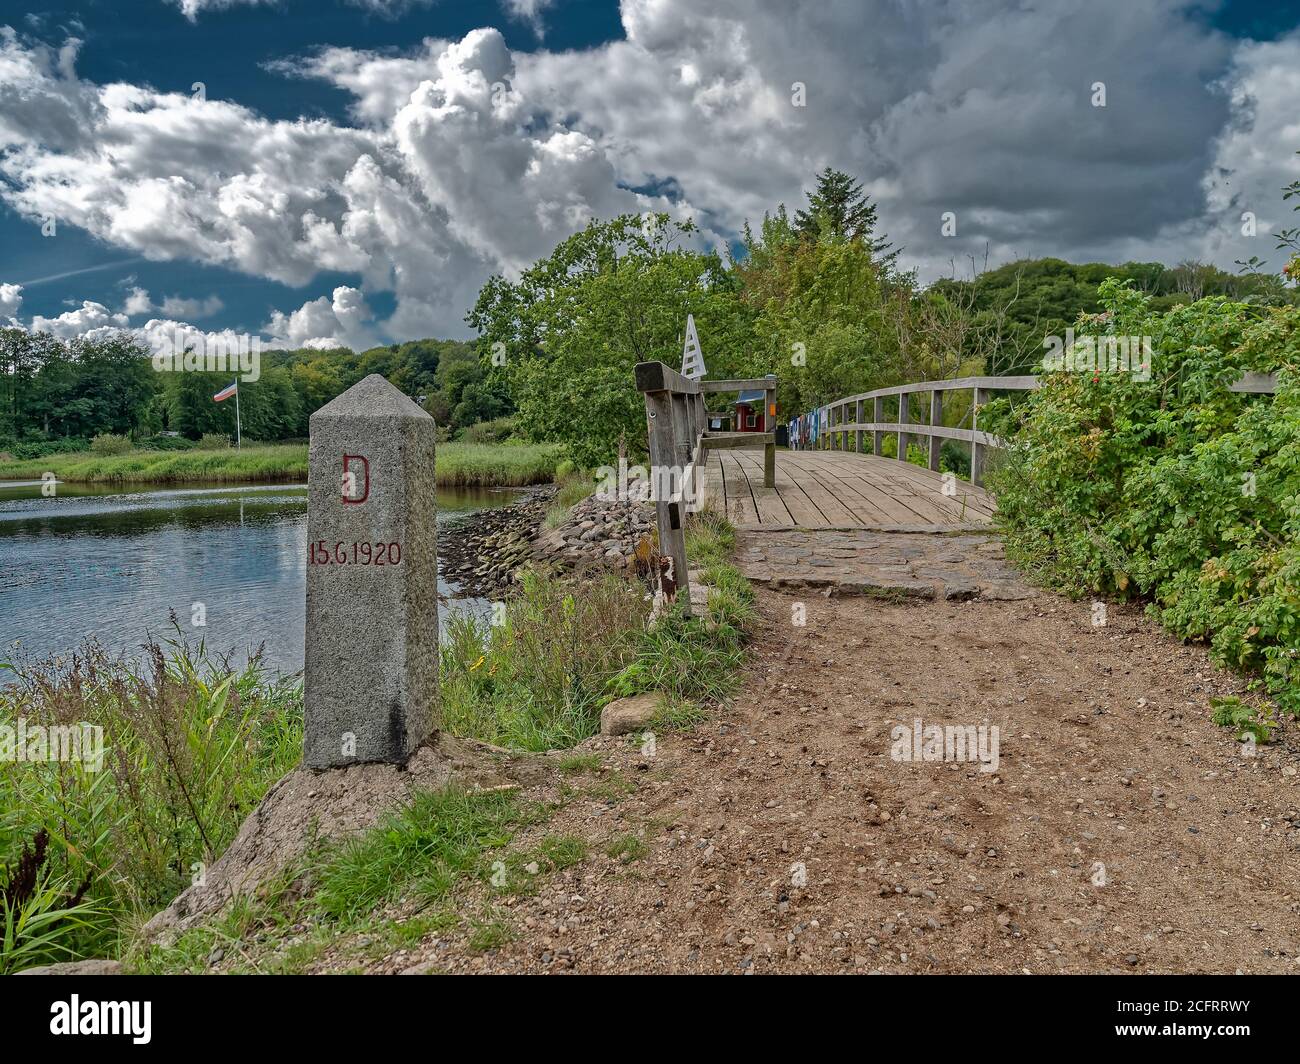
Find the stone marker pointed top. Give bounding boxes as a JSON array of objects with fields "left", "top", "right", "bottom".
[{"left": 311, "top": 373, "right": 431, "bottom": 421}]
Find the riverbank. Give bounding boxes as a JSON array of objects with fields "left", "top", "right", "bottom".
[
  {"left": 1, "top": 509, "right": 754, "bottom": 973},
  {"left": 0, "top": 441, "right": 563, "bottom": 488}
]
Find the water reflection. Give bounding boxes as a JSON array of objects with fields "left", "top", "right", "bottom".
[{"left": 0, "top": 480, "right": 515, "bottom": 677}]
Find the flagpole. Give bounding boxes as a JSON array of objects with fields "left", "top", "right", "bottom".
[{"left": 234, "top": 382, "right": 242, "bottom": 451}]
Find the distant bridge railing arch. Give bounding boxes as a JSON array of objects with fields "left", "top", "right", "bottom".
[{"left": 790, "top": 371, "right": 1279, "bottom": 488}]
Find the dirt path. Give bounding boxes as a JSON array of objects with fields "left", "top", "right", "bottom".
[{"left": 363, "top": 580, "right": 1300, "bottom": 975}]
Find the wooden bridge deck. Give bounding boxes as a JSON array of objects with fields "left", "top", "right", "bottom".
[{"left": 702, "top": 448, "right": 996, "bottom": 530}]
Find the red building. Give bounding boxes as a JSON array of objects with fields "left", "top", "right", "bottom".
[{"left": 734, "top": 389, "right": 770, "bottom": 432}]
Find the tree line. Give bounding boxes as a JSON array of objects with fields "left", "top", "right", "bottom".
[
  {"left": 0, "top": 332, "right": 509, "bottom": 456},
  {"left": 4, "top": 166, "right": 1295, "bottom": 464},
  {"left": 471, "top": 167, "right": 1297, "bottom": 466}
]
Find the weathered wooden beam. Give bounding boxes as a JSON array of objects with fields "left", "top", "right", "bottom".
[
  {"left": 897, "top": 393, "right": 911, "bottom": 463},
  {"left": 635, "top": 360, "right": 701, "bottom": 395},
  {"left": 837, "top": 422, "right": 1001, "bottom": 446},
  {"left": 971, "top": 386, "right": 990, "bottom": 487},
  {"left": 699, "top": 377, "right": 780, "bottom": 393},
  {"left": 644, "top": 388, "right": 692, "bottom": 616},
  {"left": 928, "top": 390, "right": 943, "bottom": 471},
  {"left": 700, "top": 432, "right": 776, "bottom": 451}
]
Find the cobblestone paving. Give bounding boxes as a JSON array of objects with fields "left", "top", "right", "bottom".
[{"left": 733, "top": 528, "right": 1037, "bottom": 601}]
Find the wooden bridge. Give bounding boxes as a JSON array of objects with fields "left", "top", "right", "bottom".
[
  {"left": 701, "top": 447, "right": 994, "bottom": 531},
  {"left": 635, "top": 360, "right": 1279, "bottom": 612}
]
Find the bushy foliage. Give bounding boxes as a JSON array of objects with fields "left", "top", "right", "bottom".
[
  {"left": 469, "top": 214, "right": 754, "bottom": 467},
  {"left": 989, "top": 280, "right": 1299, "bottom": 714},
  {"left": 89, "top": 433, "right": 132, "bottom": 456}
]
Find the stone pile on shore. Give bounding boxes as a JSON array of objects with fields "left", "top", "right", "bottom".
[
  {"left": 438, "top": 485, "right": 555, "bottom": 598},
  {"left": 533, "top": 486, "right": 655, "bottom": 572}
]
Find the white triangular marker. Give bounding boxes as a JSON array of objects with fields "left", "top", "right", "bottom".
[{"left": 680, "top": 313, "right": 706, "bottom": 380}]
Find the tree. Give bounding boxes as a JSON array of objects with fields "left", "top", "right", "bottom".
[
  {"left": 468, "top": 214, "right": 753, "bottom": 465},
  {"left": 793, "top": 167, "right": 896, "bottom": 263}
]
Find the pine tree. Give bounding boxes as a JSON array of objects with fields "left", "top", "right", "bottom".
[{"left": 794, "top": 167, "right": 896, "bottom": 264}]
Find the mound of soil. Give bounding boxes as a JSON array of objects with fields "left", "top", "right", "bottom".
[{"left": 141, "top": 733, "right": 554, "bottom": 944}]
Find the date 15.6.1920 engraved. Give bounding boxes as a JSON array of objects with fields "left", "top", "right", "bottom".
[{"left": 307, "top": 540, "right": 402, "bottom": 566}]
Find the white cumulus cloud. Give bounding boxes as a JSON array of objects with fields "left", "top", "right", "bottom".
[
  {"left": 0, "top": 282, "right": 23, "bottom": 320},
  {"left": 2, "top": 3, "right": 1298, "bottom": 349},
  {"left": 30, "top": 301, "right": 129, "bottom": 339}
]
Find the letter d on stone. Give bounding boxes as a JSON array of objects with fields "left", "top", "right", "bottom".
[{"left": 304, "top": 374, "right": 439, "bottom": 768}]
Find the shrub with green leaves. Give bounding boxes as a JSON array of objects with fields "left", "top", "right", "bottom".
[
  {"left": 989, "top": 279, "right": 1299, "bottom": 715},
  {"left": 89, "top": 433, "right": 131, "bottom": 456}
]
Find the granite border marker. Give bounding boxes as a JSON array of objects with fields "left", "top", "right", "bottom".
[{"left": 303, "top": 374, "right": 439, "bottom": 768}]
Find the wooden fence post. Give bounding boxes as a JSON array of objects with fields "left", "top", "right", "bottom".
[
  {"left": 873, "top": 396, "right": 884, "bottom": 455},
  {"left": 971, "top": 386, "right": 989, "bottom": 487},
  {"left": 645, "top": 389, "right": 692, "bottom": 616},
  {"left": 764, "top": 384, "right": 777, "bottom": 487},
  {"left": 897, "top": 391, "right": 911, "bottom": 462},
  {"left": 928, "top": 390, "right": 943, "bottom": 472},
  {"left": 855, "top": 399, "right": 864, "bottom": 453}
]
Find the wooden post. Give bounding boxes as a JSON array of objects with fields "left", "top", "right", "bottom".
[
  {"left": 873, "top": 396, "right": 884, "bottom": 455},
  {"left": 897, "top": 391, "right": 911, "bottom": 462},
  {"left": 855, "top": 399, "right": 864, "bottom": 453},
  {"left": 928, "top": 389, "right": 943, "bottom": 471},
  {"left": 671, "top": 392, "right": 692, "bottom": 467},
  {"left": 764, "top": 386, "right": 776, "bottom": 487},
  {"left": 645, "top": 389, "right": 692, "bottom": 616},
  {"left": 971, "top": 386, "right": 989, "bottom": 487}
]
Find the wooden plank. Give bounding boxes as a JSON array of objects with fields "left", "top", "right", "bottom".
[
  {"left": 645, "top": 388, "right": 692, "bottom": 613},
  {"left": 635, "top": 361, "right": 701, "bottom": 395},
  {"left": 810, "top": 465, "right": 929, "bottom": 526},
  {"left": 701, "top": 432, "right": 775, "bottom": 451},
  {"left": 719, "top": 451, "right": 762, "bottom": 527}
]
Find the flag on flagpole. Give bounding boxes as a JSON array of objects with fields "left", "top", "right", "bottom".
[
  {"left": 213, "top": 380, "right": 242, "bottom": 449},
  {"left": 680, "top": 313, "right": 706, "bottom": 380}
]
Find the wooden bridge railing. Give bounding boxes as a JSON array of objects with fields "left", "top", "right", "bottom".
[
  {"left": 634, "top": 362, "right": 778, "bottom": 615},
  {"left": 798, "top": 370, "right": 1280, "bottom": 488}
]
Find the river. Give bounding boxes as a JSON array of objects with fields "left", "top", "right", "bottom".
[{"left": 0, "top": 479, "right": 517, "bottom": 678}]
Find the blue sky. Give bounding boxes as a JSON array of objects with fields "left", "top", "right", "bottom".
[
  {"left": 1, "top": 0, "right": 624, "bottom": 339},
  {"left": 2, "top": 0, "right": 1299, "bottom": 349}
]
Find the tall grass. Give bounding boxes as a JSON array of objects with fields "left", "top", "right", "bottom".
[
  {"left": 0, "top": 635, "right": 302, "bottom": 970},
  {"left": 0, "top": 444, "right": 308, "bottom": 485},
  {"left": 0, "top": 441, "right": 562, "bottom": 487},
  {"left": 440, "top": 513, "right": 755, "bottom": 750},
  {"left": 542, "top": 468, "right": 599, "bottom": 529},
  {"left": 3, "top": 512, "right": 752, "bottom": 970},
  {"left": 434, "top": 442, "right": 562, "bottom": 487}
]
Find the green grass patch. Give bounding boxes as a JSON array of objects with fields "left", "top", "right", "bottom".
[
  {"left": 134, "top": 785, "right": 550, "bottom": 973},
  {"left": 434, "top": 442, "right": 563, "bottom": 487},
  {"left": 543, "top": 468, "right": 599, "bottom": 528},
  {"left": 0, "top": 443, "right": 308, "bottom": 485},
  {"left": 556, "top": 753, "right": 602, "bottom": 775},
  {"left": 0, "top": 441, "right": 562, "bottom": 488},
  {"left": 605, "top": 833, "right": 649, "bottom": 864},
  {"left": 314, "top": 788, "right": 545, "bottom": 922},
  {"left": 439, "top": 512, "right": 754, "bottom": 751}
]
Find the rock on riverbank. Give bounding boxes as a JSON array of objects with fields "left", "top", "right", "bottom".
[
  {"left": 438, "top": 485, "right": 555, "bottom": 598},
  {"left": 532, "top": 488, "right": 655, "bottom": 573}
]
